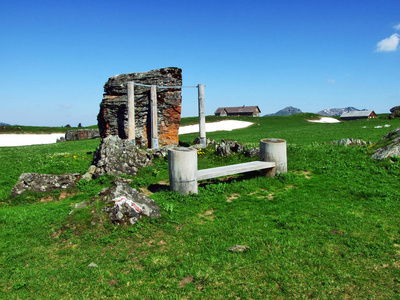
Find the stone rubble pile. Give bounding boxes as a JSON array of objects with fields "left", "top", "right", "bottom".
[{"left": 91, "top": 136, "right": 169, "bottom": 177}]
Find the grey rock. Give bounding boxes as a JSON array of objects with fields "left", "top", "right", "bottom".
[
  {"left": 332, "top": 138, "right": 370, "bottom": 146},
  {"left": 227, "top": 245, "right": 250, "bottom": 253},
  {"left": 244, "top": 148, "right": 260, "bottom": 157},
  {"left": 101, "top": 179, "right": 161, "bottom": 225},
  {"left": 11, "top": 173, "right": 82, "bottom": 197},
  {"left": 88, "top": 263, "right": 98, "bottom": 268},
  {"left": 372, "top": 127, "right": 400, "bottom": 160},
  {"left": 69, "top": 201, "right": 89, "bottom": 215},
  {"left": 215, "top": 140, "right": 246, "bottom": 157},
  {"left": 82, "top": 165, "right": 97, "bottom": 181},
  {"left": 193, "top": 137, "right": 215, "bottom": 147}
]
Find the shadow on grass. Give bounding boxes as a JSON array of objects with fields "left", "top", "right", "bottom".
[{"left": 198, "top": 170, "right": 263, "bottom": 188}]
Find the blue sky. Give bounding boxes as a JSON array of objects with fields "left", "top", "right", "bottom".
[{"left": 1, "top": 0, "right": 399, "bottom": 126}]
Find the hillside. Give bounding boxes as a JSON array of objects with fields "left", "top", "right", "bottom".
[
  {"left": 1, "top": 114, "right": 400, "bottom": 298},
  {"left": 264, "top": 106, "right": 302, "bottom": 116}
]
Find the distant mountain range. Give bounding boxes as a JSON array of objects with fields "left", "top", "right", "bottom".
[
  {"left": 316, "top": 107, "right": 368, "bottom": 117},
  {"left": 264, "top": 106, "right": 368, "bottom": 117},
  {"left": 264, "top": 106, "right": 303, "bottom": 116},
  {"left": 0, "top": 122, "right": 10, "bottom": 126}
]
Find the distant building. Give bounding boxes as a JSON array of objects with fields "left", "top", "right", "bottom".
[
  {"left": 214, "top": 106, "right": 261, "bottom": 117},
  {"left": 340, "top": 110, "right": 377, "bottom": 120}
]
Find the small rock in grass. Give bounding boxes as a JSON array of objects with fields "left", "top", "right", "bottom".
[
  {"left": 88, "top": 263, "right": 98, "bottom": 268},
  {"left": 227, "top": 245, "right": 250, "bottom": 253}
]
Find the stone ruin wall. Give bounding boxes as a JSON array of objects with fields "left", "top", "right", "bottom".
[{"left": 97, "top": 67, "right": 182, "bottom": 147}]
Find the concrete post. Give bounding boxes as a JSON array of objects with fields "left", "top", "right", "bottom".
[
  {"left": 260, "top": 139, "right": 287, "bottom": 177},
  {"left": 127, "top": 81, "right": 135, "bottom": 145},
  {"left": 150, "top": 85, "right": 158, "bottom": 149},
  {"left": 198, "top": 84, "right": 206, "bottom": 147},
  {"left": 168, "top": 147, "right": 198, "bottom": 194}
]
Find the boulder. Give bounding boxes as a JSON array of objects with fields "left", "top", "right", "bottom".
[
  {"left": 215, "top": 140, "right": 246, "bottom": 156},
  {"left": 372, "top": 127, "right": 400, "bottom": 160},
  {"left": 193, "top": 137, "right": 215, "bottom": 148},
  {"left": 244, "top": 148, "right": 260, "bottom": 157},
  {"left": 101, "top": 179, "right": 161, "bottom": 225},
  {"left": 97, "top": 67, "right": 182, "bottom": 147},
  {"left": 11, "top": 173, "right": 82, "bottom": 197}
]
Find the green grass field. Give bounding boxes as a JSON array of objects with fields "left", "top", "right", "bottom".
[{"left": 1, "top": 114, "right": 400, "bottom": 299}]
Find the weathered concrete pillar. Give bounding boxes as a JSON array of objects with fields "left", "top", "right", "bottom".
[
  {"left": 168, "top": 147, "right": 198, "bottom": 194},
  {"left": 127, "top": 81, "right": 135, "bottom": 144},
  {"left": 150, "top": 85, "right": 159, "bottom": 149},
  {"left": 260, "top": 139, "right": 287, "bottom": 177},
  {"left": 198, "top": 84, "right": 206, "bottom": 147}
]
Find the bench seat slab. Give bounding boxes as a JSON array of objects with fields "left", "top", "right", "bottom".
[{"left": 197, "top": 161, "right": 275, "bottom": 181}]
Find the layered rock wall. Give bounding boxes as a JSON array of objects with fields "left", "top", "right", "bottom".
[{"left": 97, "top": 67, "right": 182, "bottom": 147}]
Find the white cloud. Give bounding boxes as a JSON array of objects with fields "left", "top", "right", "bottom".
[
  {"left": 61, "top": 104, "right": 72, "bottom": 108},
  {"left": 327, "top": 79, "right": 335, "bottom": 84},
  {"left": 375, "top": 33, "right": 400, "bottom": 52},
  {"left": 394, "top": 23, "right": 400, "bottom": 30}
]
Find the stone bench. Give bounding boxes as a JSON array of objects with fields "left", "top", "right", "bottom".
[
  {"left": 197, "top": 161, "right": 276, "bottom": 181},
  {"left": 168, "top": 139, "right": 287, "bottom": 194}
]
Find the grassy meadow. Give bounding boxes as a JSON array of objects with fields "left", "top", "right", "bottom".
[{"left": 1, "top": 114, "right": 400, "bottom": 299}]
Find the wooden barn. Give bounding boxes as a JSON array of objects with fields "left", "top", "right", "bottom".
[
  {"left": 340, "top": 110, "right": 377, "bottom": 120},
  {"left": 214, "top": 106, "right": 261, "bottom": 117}
]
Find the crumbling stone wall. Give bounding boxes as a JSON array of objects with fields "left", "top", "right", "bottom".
[
  {"left": 65, "top": 129, "right": 100, "bottom": 141},
  {"left": 97, "top": 67, "right": 182, "bottom": 147}
]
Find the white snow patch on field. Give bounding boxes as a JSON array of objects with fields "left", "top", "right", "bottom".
[
  {"left": 179, "top": 120, "right": 253, "bottom": 135},
  {"left": 0, "top": 133, "right": 65, "bottom": 147},
  {"left": 308, "top": 117, "right": 341, "bottom": 123}
]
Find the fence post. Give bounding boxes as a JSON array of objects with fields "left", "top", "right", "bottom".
[
  {"left": 168, "top": 147, "right": 198, "bottom": 194},
  {"left": 198, "top": 84, "right": 206, "bottom": 147},
  {"left": 260, "top": 139, "right": 287, "bottom": 177},
  {"left": 127, "top": 81, "right": 135, "bottom": 145},
  {"left": 150, "top": 85, "right": 159, "bottom": 149}
]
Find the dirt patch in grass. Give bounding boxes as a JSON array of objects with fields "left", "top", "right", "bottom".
[
  {"left": 179, "top": 276, "right": 194, "bottom": 288},
  {"left": 139, "top": 187, "right": 153, "bottom": 196},
  {"left": 40, "top": 191, "right": 78, "bottom": 203},
  {"left": 226, "top": 193, "right": 240, "bottom": 202},
  {"left": 107, "top": 279, "right": 118, "bottom": 286},
  {"left": 199, "top": 209, "right": 215, "bottom": 221}
]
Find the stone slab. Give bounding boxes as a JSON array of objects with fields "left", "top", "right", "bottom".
[{"left": 197, "top": 161, "right": 275, "bottom": 181}]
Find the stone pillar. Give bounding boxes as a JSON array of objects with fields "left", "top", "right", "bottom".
[
  {"left": 260, "top": 139, "right": 287, "bottom": 177},
  {"left": 127, "top": 81, "right": 135, "bottom": 144},
  {"left": 198, "top": 84, "right": 206, "bottom": 147},
  {"left": 150, "top": 85, "right": 158, "bottom": 149},
  {"left": 168, "top": 147, "right": 198, "bottom": 194}
]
